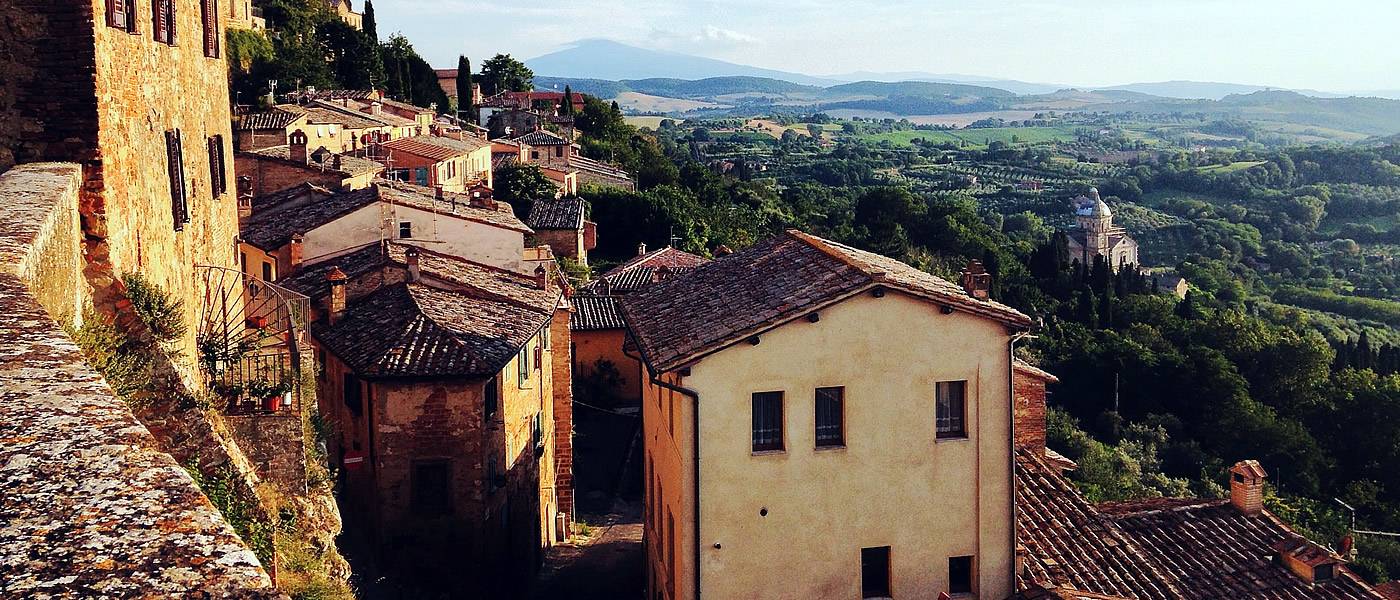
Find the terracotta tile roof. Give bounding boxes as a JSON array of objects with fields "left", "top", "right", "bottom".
[
  {"left": 568, "top": 154, "right": 633, "bottom": 180},
  {"left": 1105, "top": 500, "right": 1384, "bottom": 599},
  {"left": 311, "top": 282, "right": 551, "bottom": 379},
  {"left": 512, "top": 130, "right": 570, "bottom": 146},
  {"left": 570, "top": 295, "right": 626, "bottom": 331},
  {"left": 318, "top": 99, "right": 418, "bottom": 127},
  {"left": 582, "top": 265, "right": 700, "bottom": 296},
  {"left": 527, "top": 197, "right": 586, "bottom": 230},
  {"left": 607, "top": 246, "right": 710, "bottom": 276},
  {"left": 1015, "top": 358, "right": 1061, "bottom": 382},
  {"left": 247, "top": 181, "right": 335, "bottom": 215},
  {"left": 245, "top": 145, "right": 385, "bottom": 176},
  {"left": 620, "top": 230, "right": 1032, "bottom": 372},
  {"left": 240, "top": 182, "right": 529, "bottom": 250},
  {"left": 1016, "top": 449, "right": 1188, "bottom": 600},
  {"left": 1375, "top": 581, "right": 1400, "bottom": 600},
  {"left": 278, "top": 103, "right": 383, "bottom": 130},
  {"left": 238, "top": 108, "right": 304, "bottom": 130},
  {"left": 381, "top": 135, "right": 487, "bottom": 162}
]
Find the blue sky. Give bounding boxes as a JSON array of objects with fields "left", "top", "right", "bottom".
[{"left": 371, "top": 0, "right": 1400, "bottom": 91}]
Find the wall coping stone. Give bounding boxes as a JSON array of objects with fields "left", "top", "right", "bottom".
[{"left": 0, "top": 163, "right": 281, "bottom": 597}]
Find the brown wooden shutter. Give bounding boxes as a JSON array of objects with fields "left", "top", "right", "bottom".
[
  {"left": 202, "top": 0, "right": 219, "bottom": 57},
  {"left": 207, "top": 135, "right": 226, "bottom": 196},
  {"left": 107, "top": 0, "right": 127, "bottom": 29},
  {"left": 166, "top": 130, "right": 189, "bottom": 229},
  {"left": 152, "top": 0, "right": 166, "bottom": 43},
  {"left": 167, "top": 0, "right": 176, "bottom": 44}
]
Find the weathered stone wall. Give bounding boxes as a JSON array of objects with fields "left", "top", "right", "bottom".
[
  {"left": 0, "top": 2, "right": 100, "bottom": 171},
  {"left": 236, "top": 153, "right": 348, "bottom": 197},
  {"left": 1014, "top": 369, "right": 1049, "bottom": 455},
  {"left": 534, "top": 228, "right": 585, "bottom": 262},
  {"left": 0, "top": 163, "right": 279, "bottom": 597},
  {"left": 550, "top": 307, "right": 576, "bottom": 533},
  {"left": 227, "top": 412, "right": 307, "bottom": 493}
]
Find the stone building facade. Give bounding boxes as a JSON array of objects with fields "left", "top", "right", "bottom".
[
  {"left": 1066, "top": 188, "right": 1139, "bottom": 270},
  {"left": 3, "top": 0, "right": 241, "bottom": 365}
]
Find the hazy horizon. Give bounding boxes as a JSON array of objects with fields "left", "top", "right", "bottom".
[{"left": 374, "top": 0, "right": 1400, "bottom": 92}]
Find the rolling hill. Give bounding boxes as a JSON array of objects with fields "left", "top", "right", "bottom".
[{"left": 525, "top": 39, "right": 838, "bottom": 86}]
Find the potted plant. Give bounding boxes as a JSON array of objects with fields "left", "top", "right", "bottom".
[{"left": 245, "top": 379, "right": 292, "bottom": 412}]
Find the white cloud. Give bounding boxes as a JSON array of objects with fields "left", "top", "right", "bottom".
[{"left": 693, "top": 25, "right": 760, "bottom": 45}]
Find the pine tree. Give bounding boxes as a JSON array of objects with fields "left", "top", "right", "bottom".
[
  {"left": 363, "top": 0, "right": 378, "bottom": 43},
  {"left": 561, "top": 84, "right": 575, "bottom": 116},
  {"left": 1175, "top": 290, "right": 1197, "bottom": 320},
  {"left": 456, "top": 55, "right": 474, "bottom": 122}
]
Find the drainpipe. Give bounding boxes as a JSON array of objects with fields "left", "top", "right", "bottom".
[
  {"left": 625, "top": 344, "right": 702, "bottom": 600},
  {"left": 1007, "top": 328, "right": 1035, "bottom": 593}
]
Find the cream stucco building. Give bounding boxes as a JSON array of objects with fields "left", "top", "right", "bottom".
[{"left": 620, "top": 230, "right": 1032, "bottom": 600}]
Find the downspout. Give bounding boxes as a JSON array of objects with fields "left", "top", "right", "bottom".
[
  {"left": 1007, "top": 329, "right": 1034, "bottom": 594},
  {"left": 626, "top": 344, "right": 702, "bottom": 600}
]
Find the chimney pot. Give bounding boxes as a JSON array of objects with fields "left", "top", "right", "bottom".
[
  {"left": 534, "top": 264, "right": 549, "bottom": 290},
  {"left": 715, "top": 245, "right": 733, "bottom": 256},
  {"left": 288, "top": 233, "right": 305, "bottom": 274},
  {"left": 637, "top": 242, "right": 648, "bottom": 256},
  {"left": 288, "top": 129, "right": 309, "bottom": 164},
  {"left": 652, "top": 265, "right": 672, "bottom": 283},
  {"left": 961, "top": 259, "right": 992, "bottom": 300},
  {"left": 405, "top": 247, "right": 421, "bottom": 282},
  {"left": 1229, "top": 460, "right": 1267, "bottom": 515},
  {"left": 326, "top": 267, "right": 348, "bottom": 325}
]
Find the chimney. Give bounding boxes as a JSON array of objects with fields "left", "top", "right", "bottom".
[
  {"left": 652, "top": 265, "right": 672, "bottom": 283},
  {"left": 405, "top": 246, "right": 421, "bottom": 282},
  {"left": 1229, "top": 460, "right": 1267, "bottom": 515},
  {"left": 715, "top": 245, "right": 733, "bottom": 256},
  {"left": 288, "top": 233, "right": 305, "bottom": 274},
  {"left": 288, "top": 129, "right": 309, "bottom": 164},
  {"left": 1272, "top": 536, "right": 1342, "bottom": 584},
  {"left": 534, "top": 264, "right": 548, "bottom": 290},
  {"left": 637, "top": 242, "right": 648, "bottom": 256},
  {"left": 326, "top": 267, "right": 348, "bottom": 325},
  {"left": 960, "top": 259, "right": 992, "bottom": 300},
  {"left": 1013, "top": 360, "right": 1058, "bottom": 458},
  {"left": 370, "top": 101, "right": 382, "bottom": 116}
]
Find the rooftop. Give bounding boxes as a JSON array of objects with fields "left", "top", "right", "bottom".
[
  {"left": 527, "top": 197, "right": 586, "bottom": 231},
  {"left": 238, "top": 108, "right": 305, "bottom": 131},
  {"left": 381, "top": 135, "right": 489, "bottom": 162},
  {"left": 277, "top": 103, "right": 384, "bottom": 131},
  {"left": 240, "top": 182, "right": 529, "bottom": 250},
  {"left": 511, "top": 130, "right": 570, "bottom": 146},
  {"left": 244, "top": 145, "right": 385, "bottom": 176},
  {"left": 619, "top": 230, "right": 1031, "bottom": 372}
]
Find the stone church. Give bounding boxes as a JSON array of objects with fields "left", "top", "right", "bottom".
[{"left": 1066, "top": 188, "right": 1139, "bottom": 270}]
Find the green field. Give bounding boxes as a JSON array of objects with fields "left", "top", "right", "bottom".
[
  {"left": 1196, "top": 161, "right": 1266, "bottom": 174},
  {"left": 852, "top": 126, "right": 1080, "bottom": 148}
]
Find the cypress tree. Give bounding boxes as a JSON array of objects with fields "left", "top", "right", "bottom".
[
  {"left": 562, "top": 84, "right": 575, "bottom": 116},
  {"left": 456, "top": 55, "right": 474, "bottom": 122},
  {"left": 363, "top": 0, "right": 378, "bottom": 43}
]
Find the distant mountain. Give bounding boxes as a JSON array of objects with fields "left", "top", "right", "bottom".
[
  {"left": 827, "top": 71, "right": 1062, "bottom": 95},
  {"left": 1091, "top": 80, "right": 1350, "bottom": 100},
  {"left": 1082, "top": 90, "right": 1400, "bottom": 136},
  {"left": 525, "top": 40, "right": 839, "bottom": 86},
  {"left": 824, "top": 80, "right": 1017, "bottom": 99}
]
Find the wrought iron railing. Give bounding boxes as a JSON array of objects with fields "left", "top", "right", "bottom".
[{"left": 195, "top": 265, "right": 310, "bottom": 415}]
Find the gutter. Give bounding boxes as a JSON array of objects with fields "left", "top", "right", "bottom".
[
  {"left": 1008, "top": 328, "right": 1035, "bottom": 594},
  {"left": 625, "top": 342, "right": 702, "bottom": 600}
]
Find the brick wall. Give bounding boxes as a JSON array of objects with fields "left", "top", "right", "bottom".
[
  {"left": 550, "top": 307, "right": 575, "bottom": 534},
  {"left": 534, "top": 228, "right": 585, "bottom": 262},
  {"left": 227, "top": 411, "right": 307, "bottom": 493},
  {"left": 1014, "top": 368, "right": 1050, "bottom": 454},
  {"left": 236, "top": 153, "right": 348, "bottom": 196}
]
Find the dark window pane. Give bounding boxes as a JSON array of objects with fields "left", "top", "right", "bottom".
[
  {"left": 484, "top": 376, "right": 498, "bottom": 422},
  {"left": 815, "top": 386, "right": 844, "bottom": 447},
  {"left": 412, "top": 462, "right": 451, "bottom": 516},
  {"left": 751, "top": 391, "right": 784, "bottom": 452},
  {"left": 343, "top": 372, "right": 362, "bottom": 417},
  {"left": 861, "top": 546, "right": 890, "bottom": 598},
  {"left": 936, "top": 380, "right": 967, "bottom": 439},
  {"left": 949, "top": 555, "right": 973, "bottom": 594}
]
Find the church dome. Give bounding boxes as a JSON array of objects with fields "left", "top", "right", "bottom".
[{"left": 1074, "top": 187, "right": 1111, "bottom": 218}]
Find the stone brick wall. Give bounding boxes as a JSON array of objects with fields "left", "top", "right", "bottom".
[
  {"left": 1014, "top": 368, "right": 1049, "bottom": 454},
  {"left": 0, "top": 2, "right": 100, "bottom": 170},
  {"left": 0, "top": 163, "right": 279, "bottom": 596},
  {"left": 534, "top": 228, "right": 585, "bottom": 262},
  {"left": 550, "top": 307, "right": 576, "bottom": 533},
  {"left": 227, "top": 412, "right": 307, "bottom": 493},
  {"left": 236, "top": 153, "right": 349, "bottom": 197}
]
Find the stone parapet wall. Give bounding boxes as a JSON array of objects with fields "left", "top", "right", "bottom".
[
  {"left": 227, "top": 412, "right": 308, "bottom": 494},
  {"left": 0, "top": 163, "right": 280, "bottom": 597}
]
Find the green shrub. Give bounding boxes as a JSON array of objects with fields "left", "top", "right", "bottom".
[{"left": 122, "top": 272, "right": 187, "bottom": 344}]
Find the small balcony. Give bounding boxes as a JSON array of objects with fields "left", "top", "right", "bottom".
[{"left": 196, "top": 265, "right": 310, "bottom": 415}]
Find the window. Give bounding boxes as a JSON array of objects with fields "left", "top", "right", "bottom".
[
  {"left": 165, "top": 129, "right": 188, "bottom": 230},
  {"left": 531, "top": 412, "right": 544, "bottom": 449},
  {"left": 751, "top": 391, "right": 784, "bottom": 452},
  {"left": 261, "top": 261, "right": 273, "bottom": 281},
  {"left": 487, "top": 455, "right": 501, "bottom": 489},
  {"left": 239, "top": 251, "right": 247, "bottom": 272},
  {"left": 483, "top": 376, "right": 498, "bottom": 423},
  {"left": 555, "top": 146, "right": 564, "bottom": 157},
  {"left": 948, "top": 555, "right": 973, "bottom": 594},
  {"left": 531, "top": 150, "right": 540, "bottom": 160},
  {"left": 517, "top": 344, "right": 530, "bottom": 386},
  {"left": 200, "top": 0, "right": 218, "bottom": 57},
  {"left": 815, "top": 386, "right": 845, "bottom": 447},
  {"left": 398, "top": 221, "right": 412, "bottom": 238},
  {"left": 666, "top": 508, "right": 676, "bottom": 597},
  {"left": 861, "top": 546, "right": 891, "bottom": 598},
  {"left": 152, "top": 0, "right": 176, "bottom": 45},
  {"left": 106, "top": 0, "right": 138, "bottom": 32},
  {"left": 411, "top": 461, "right": 450, "bottom": 516},
  {"left": 207, "top": 135, "right": 226, "bottom": 196},
  {"left": 343, "top": 372, "right": 362, "bottom": 417},
  {"left": 936, "top": 380, "right": 968, "bottom": 439}
]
